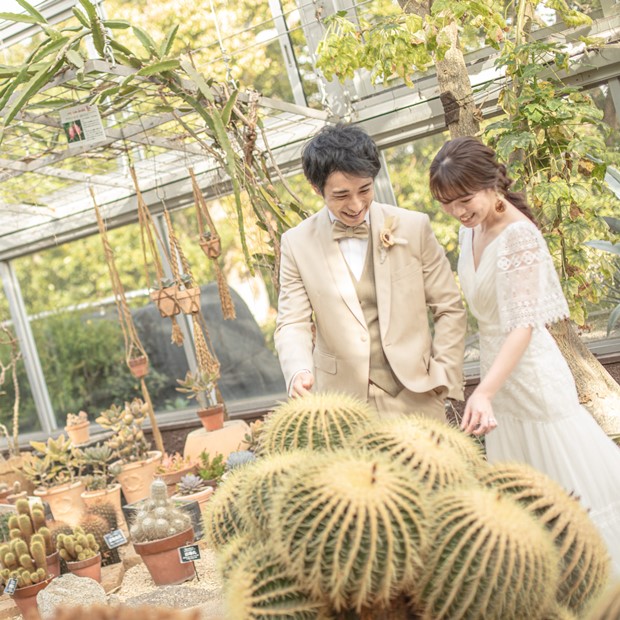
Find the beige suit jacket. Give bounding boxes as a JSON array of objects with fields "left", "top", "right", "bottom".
[{"left": 274, "top": 201, "right": 466, "bottom": 400}]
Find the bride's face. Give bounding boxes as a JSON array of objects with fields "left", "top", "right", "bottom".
[{"left": 439, "top": 188, "right": 496, "bottom": 227}]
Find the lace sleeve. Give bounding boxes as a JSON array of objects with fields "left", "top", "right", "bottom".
[{"left": 496, "top": 222, "right": 569, "bottom": 332}]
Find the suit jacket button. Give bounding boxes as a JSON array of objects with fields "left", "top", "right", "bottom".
[{"left": 361, "top": 334, "right": 368, "bottom": 342}]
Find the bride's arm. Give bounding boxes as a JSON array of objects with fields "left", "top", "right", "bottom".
[{"left": 461, "top": 326, "right": 532, "bottom": 435}]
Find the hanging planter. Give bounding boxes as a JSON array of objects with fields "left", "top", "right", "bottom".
[
  {"left": 150, "top": 283, "right": 180, "bottom": 318},
  {"left": 128, "top": 355, "right": 149, "bottom": 379},
  {"left": 176, "top": 286, "right": 201, "bottom": 315},
  {"left": 199, "top": 232, "right": 221, "bottom": 259}
]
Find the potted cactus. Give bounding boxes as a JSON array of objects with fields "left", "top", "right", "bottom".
[
  {"left": 156, "top": 452, "right": 196, "bottom": 497},
  {"left": 0, "top": 524, "right": 54, "bottom": 618},
  {"left": 129, "top": 479, "right": 195, "bottom": 586},
  {"left": 23, "top": 435, "right": 85, "bottom": 526},
  {"left": 176, "top": 370, "right": 225, "bottom": 432},
  {"left": 56, "top": 526, "right": 102, "bottom": 582},
  {"left": 196, "top": 450, "right": 226, "bottom": 489},
  {"left": 96, "top": 398, "right": 162, "bottom": 504},
  {"left": 64, "top": 411, "right": 90, "bottom": 446},
  {"left": 171, "top": 473, "right": 213, "bottom": 508}
]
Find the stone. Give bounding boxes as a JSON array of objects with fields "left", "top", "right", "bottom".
[
  {"left": 124, "top": 585, "right": 219, "bottom": 610},
  {"left": 36, "top": 574, "right": 107, "bottom": 620}
]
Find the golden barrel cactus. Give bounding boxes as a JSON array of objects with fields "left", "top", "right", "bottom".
[
  {"left": 259, "top": 392, "right": 374, "bottom": 455},
  {"left": 479, "top": 462, "right": 610, "bottom": 615},
  {"left": 272, "top": 449, "right": 430, "bottom": 612},
  {"left": 420, "top": 487, "right": 560, "bottom": 619}
]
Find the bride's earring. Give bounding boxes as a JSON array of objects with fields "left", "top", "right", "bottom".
[{"left": 495, "top": 198, "right": 506, "bottom": 213}]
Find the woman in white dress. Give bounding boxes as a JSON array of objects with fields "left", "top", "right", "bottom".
[{"left": 429, "top": 136, "right": 620, "bottom": 574}]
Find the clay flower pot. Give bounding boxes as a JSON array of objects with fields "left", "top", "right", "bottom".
[
  {"left": 176, "top": 287, "right": 201, "bottom": 314},
  {"left": 34, "top": 480, "right": 85, "bottom": 527},
  {"left": 65, "top": 420, "right": 90, "bottom": 445},
  {"left": 11, "top": 576, "right": 54, "bottom": 619},
  {"left": 199, "top": 234, "right": 221, "bottom": 259},
  {"left": 150, "top": 286, "right": 180, "bottom": 318},
  {"left": 133, "top": 527, "right": 195, "bottom": 586},
  {"left": 81, "top": 483, "right": 126, "bottom": 529},
  {"left": 159, "top": 465, "right": 197, "bottom": 498},
  {"left": 114, "top": 451, "right": 162, "bottom": 504},
  {"left": 171, "top": 486, "right": 213, "bottom": 509},
  {"left": 46, "top": 550, "right": 61, "bottom": 578},
  {"left": 197, "top": 404, "right": 224, "bottom": 432},
  {"left": 128, "top": 356, "right": 149, "bottom": 379},
  {"left": 66, "top": 553, "right": 102, "bottom": 582}
]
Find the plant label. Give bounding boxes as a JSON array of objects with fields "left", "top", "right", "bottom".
[
  {"left": 179, "top": 544, "right": 201, "bottom": 563},
  {"left": 104, "top": 529, "right": 128, "bottom": 549},
  {"left": 4, "top": 578, "right": 17, "bottom": 595}
]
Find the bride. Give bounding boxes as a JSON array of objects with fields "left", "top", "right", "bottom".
[{"left": 429, "top": 136, "right": 620, "bottom": 575}]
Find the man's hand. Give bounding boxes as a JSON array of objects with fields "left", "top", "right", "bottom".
[{"left": 291, "top": 370, "right": 314, "bottom": 397}]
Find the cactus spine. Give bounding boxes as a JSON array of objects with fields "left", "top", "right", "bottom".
[
  {"left": 587, "top": 580, "right": 620, "bottom": 620},
  {"left": 419, "top": 487, "right": 560, "bottom": 619},
  {"left": 479, "top": 462, "right": 610, "bottom": 615},
  {"left": 350, "top": 418, "right": 477, "bottom": 490},
  {"left": 130, "top": 479, "right": 191, "bottom": 543},
  {"left": 0, "top": 534, "right": 48, "bottom": 588},
  {"left": 9, "top": 499, "right": 54, "bottom": 555},
  {"left": 56, "top": 527, "right": 99, "bottom": 562},
  {"left": 81, "top": 504, "right": 121, "bottom": 566},
  {"left": 223, "top": 540, "right": 327, "bottom": 620},
  {"left": 258, "top": 392, "right": 374, "bottom": 455},
  {"left": 272, "top": 450, "right": 429, "bottom": 612}
]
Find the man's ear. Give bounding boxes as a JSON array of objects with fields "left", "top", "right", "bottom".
[{"left": 311, "top": 184, "right": 323, "bottom": 197}]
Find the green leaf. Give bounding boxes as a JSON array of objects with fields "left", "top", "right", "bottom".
[
  {"left": 220, "top": 89, "right": 238, "bottom": 126},
  {"left": 0, "top": 12, "right": 41, "bottom": 24},
  {"left": 65, "top": 49, "right": 84, "bottom": 68},
  {"left": 78, "top": 0, "right": 106, "bottom": 56},
  {"left": 31, "top": 36, "right": 69, "bottom": 63},
  {"left": 14, "top": 0, "right": 46, "bottom": 22},
  {"left": 132, "top": 25, "right": 159, "bottom": 58},
  {"left": 72, "top": 7, "right": 89, "bottom": 28},
  {"left": 136, "top": 59, "right": 180, "bottom": 75},
  {"left": 103, "top": 20, "right": 131, "bottom": 29},
  {"left": 160, "top": 24, "right": 179, "bottom": 58},
  {"left": 603, "top": 216, "right": 620, "bottom": 234},
  {"left": 179, "top": 57, "right": 214, "bottom": 102},
  {"left": 585, "top": 240, "right": 620, "bottom": 255},
  {"left": 607, "top": 304, "right": 620, "bottom": 335}
]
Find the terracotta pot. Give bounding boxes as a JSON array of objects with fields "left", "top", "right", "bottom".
[
  {"left": 7, "top": 490, "right": 28, "bottom": 504},
  {"left": 176, "top": 287, "right": 201, "bottom": 314},
  {"left": 46, "top": 550, "right": 60, "bottom": 578},
  {"left": 150, "top": 286, "right": 180, "bottom": 318},
  {"left": 199, "top": 234, "right": 221, "bottom": 259},
  {"left": 34, "top": 480, "right": 85, "bottom": 527},
  {"left": 65, "top": 420, "right": 90, "bottom": 445},
  {"left": 81, "top": 483, "right": 126, "bottom": 530},
  {"left": 157, "top": 465, "right": 197, "bottom": 497},
  {"left": 197, "top": 404, "right": 224, "bottom": 432},
  {"left": 114, "top": 451, "right": 162, "bottom": 504},
  {"left": 133, "top": 527, "right": 195, "bottom": 586},
  {"left": 128, "top": 356, "right": 149, "bottom": 379},
  {"left": 11, "top": 576, "right": 53, "bottom": 620},
  {"left": 171, "top": 486, "right": 213, "bottom": 509},
  {"left": 0, "top": 487, "right": 12, "bottom": 504},
  {"left": 66, "top": 553, "right": 102, "bottom": 582},
  {"left": 0, "top": 455, "right": 35, "bottom": 495}
]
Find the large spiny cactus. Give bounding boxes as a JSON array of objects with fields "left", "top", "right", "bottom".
[
  {"left": 419, "top": 487, "right": 560, "bottom": 620},
  {"left": 272, "top": 449, "right": 430, "bottom": 612},
  {"left": 223, "top": 539, "right": 328, "bottom": 620},
  {"left": 587, "top": 580, "right": 620, "bottom": 620},
  {"left": 349, "top": 418, "right": 477, "bottom": 491},
  {"left": 258, "top": 392, "right": 374, "bottom": 455},
  {"left": 130, "top": 479, "right": 191, "bottom": 543},
  {"left": 479, "top": 462, "right": 610, "bottom": 615}
]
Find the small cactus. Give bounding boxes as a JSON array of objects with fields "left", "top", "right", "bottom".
[
  {"left": 56, "top": 526, "right": 99, "bottom": 562},
  {"left": 81, "top": 506, "right": 120, "bottom": 566},
  {"left": 8, "top": 500, "right": 53, "bottom": 555},
  {"left": 258, "top": 392, "right": 374, "bottom": 455},
  {"left": 419, "top": 487, "right": 560, "bottom": 620},
  {"left": 0, "top": 532, "right": 48, "bottom": 589},
  {"left": 479, "top": 462, "right": 611, "bottom": 615},
  {"left": 130, "top": 479, "right": 191, "bottom": 543},
  {"left": 272, "top": 449, "right": 430, "bottom": 612},
  {"left": 176, "top": 474, "right": 210, "bottom": 496}
]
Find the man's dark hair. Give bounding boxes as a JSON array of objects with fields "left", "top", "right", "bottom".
[{"left": 301, "top": 123, "right": 381, "bottom": 194}]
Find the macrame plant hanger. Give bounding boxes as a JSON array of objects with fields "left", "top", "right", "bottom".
[
  {"left": 189, "top": 168, "right": 236, "bottom": 320},
  {"left": 90, "top": 186, "right": 165, "bottom": 454}
]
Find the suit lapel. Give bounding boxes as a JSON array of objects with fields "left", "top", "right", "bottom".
[
  {"left": 317, "top": 207, "right": 366, "bottom": 329},
  {"left": 370, "top": 202, "right": 391, "bottom": 339}
]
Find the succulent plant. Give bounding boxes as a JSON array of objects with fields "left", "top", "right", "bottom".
[
  {"left": 225, "top": 450, "right": 256, "bottom": 471},
  {"left": 223, "top": 539, "right": 327, "bottom": 620},
  {"left": 23, "top": 435, "right": 80, "bottom": 487},
  {"left": 130, "top": 479, "right": 191, "bottom": 543},
  {"left": 272, "top": 449, "right": 429, "bottom": 612},
  {"left": 0, "top": 534, "right": 47, "bottom": 588},
  {"left": 197, "top": 451, "right": 226, "bottom": 483},
  {"left": 479, "top": 462, "right": 611, "bottom": 615},
  {"left": 176, "top": 369, "right": 219, "bottom": 408},
  {"left": 8, "top": 499, "right": 53, "bottom": 555},
  {"left": 176, "top": 474, "right": 210, "bottom": 496},
  {"left": 350, "top": 417, "right": 477, "bottom": 490},
  {"left": 56, "top": 526, "right": 99, "bottom": 562},
  {"left": 66, "top": 411, "right": 88, "bottom": 427},
  {"left": 419, "top": 487, "right": 560, "bottom": 620},
  {"left": 156, "top": 452, "right": 194, "bottom": 475},
  {"left": 81, "top": 505, "right": 120, "bottom": 566},
  {"left": 96, "top": 399, "right": 151, "bottom": 463},
  {"left": 258, "top": 392, "right": 374, "bottom": 455},
  {"left": 78, "top": 444, "right": 121, "bottom": 491}
]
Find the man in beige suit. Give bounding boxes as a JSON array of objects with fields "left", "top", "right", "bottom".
[{"left": 275, "top": 124, "right": 466, "bottom": 420}]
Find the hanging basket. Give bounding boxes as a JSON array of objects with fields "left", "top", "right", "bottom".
[
  {"left": 150, "top": 286, "right": 180, "bottom": 318},
  {"left": 199, "top": 234, "right": 221, "bottom": 259},
  {"left": 176, "top": 287, "right": 201, "bottom": 315},
  {"left": 128, "top": 356, "right": 149, "bottom": 379}
]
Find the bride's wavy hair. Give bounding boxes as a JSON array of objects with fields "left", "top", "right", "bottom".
[{"left": 429, "top": 136, "right": 536, "bottom": 223}]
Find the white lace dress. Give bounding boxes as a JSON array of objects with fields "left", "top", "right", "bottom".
[{"left": 459, "top": 220, "right": 620, "bottom": 575}]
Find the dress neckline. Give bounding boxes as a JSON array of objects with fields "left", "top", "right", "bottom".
[{"left": 471, "top": 220, "right": 534, "bottom": 273}]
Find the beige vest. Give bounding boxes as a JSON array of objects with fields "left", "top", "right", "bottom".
[{"left": 350, "top": 243, "right": 403, "bottom": 397}]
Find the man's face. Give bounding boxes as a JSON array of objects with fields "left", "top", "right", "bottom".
[{"left": 319, "top": 171, "right": 374, "bottom": 227}]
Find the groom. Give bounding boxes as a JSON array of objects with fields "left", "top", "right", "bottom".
[{"left": 274, "top": 124, "right": 466, "bottom": 420}]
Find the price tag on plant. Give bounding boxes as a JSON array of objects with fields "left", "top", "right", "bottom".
[
  {"left": 4, "top": 577, "right": 17, "bottom": 595},
  {"left": 104, "top": 529, "right": 128, "bottom": 549},
  {"left": 179, "top": 544, "right": 201, "bottom": 564}
]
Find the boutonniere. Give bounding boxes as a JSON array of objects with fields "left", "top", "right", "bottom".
[{"left": 379, "top": 215, "right": 407, "bottom": 263}]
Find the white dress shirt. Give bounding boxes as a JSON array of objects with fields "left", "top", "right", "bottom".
[{"left": 327, "top": 210, "right": 370, "bottom": 281}]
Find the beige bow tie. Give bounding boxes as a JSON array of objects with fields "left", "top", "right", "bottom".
[{"left": 332, "top": 220, "right": 369, "bottom": 241}]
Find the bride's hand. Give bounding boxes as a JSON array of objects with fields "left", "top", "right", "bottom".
[{"left": 461, "top": 391, "right": 498, "bottom": 436}]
